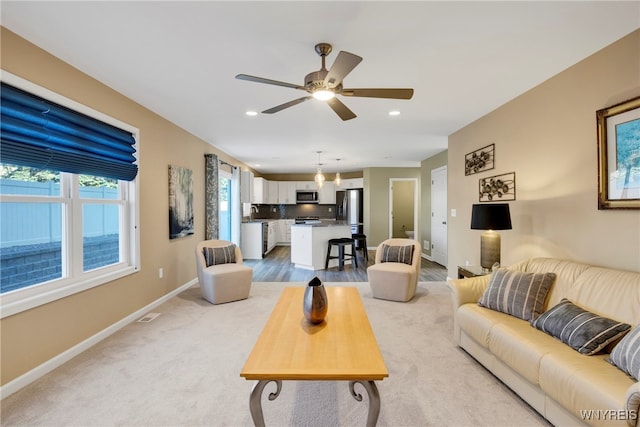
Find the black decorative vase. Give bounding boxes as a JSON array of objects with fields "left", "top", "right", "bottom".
[{"left": 303, "top": 276, "right": 328, "bottom": 324}]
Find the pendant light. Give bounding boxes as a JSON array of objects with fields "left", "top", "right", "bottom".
[
  {"left": 334, "top": 158, "right": 342, "bottom": 187},
  {"left": 314, "top": 151, "right": 325, "bottom": 188}
]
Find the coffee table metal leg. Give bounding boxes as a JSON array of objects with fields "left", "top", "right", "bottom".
[
  {"left": 349, "top": 380, "right": 381, "bottom": 427},
  {"left": 249, "top": 379, "right": 282, "bottom": 427}
]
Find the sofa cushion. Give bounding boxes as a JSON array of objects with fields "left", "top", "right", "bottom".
[
  {"left": 380, "top": 244, "right": 414, "bottom": 265},
  {"left": 532, "top": 298, "right": 631, "bottom": 355},
  {"left": 456, "top": 304, "right": 508, "bottom": 349},
  {"left": 478, "top": 269, "right": 556, "bottom": 321},
  {"left": 488, "top": 317, "right": 575, "bottom": 385},
  {"left": 539, "top": 348, "right": 635, "bottom": 427},
  {"left": 609, "top": 324, "right": 640, "bottom": 381},
  {"left": 203, "top": 244, "right": 236, "bottom": 267}
]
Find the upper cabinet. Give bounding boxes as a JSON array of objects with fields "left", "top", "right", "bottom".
[
  {"left": 240, "top": 170, "right": 254, "bottom": 203},
  {"left": 278, "top": 181, "right": 296, "bottom": 204},
  {"left": 339, "top": 178, "right": 363, "bottom": 189},
  {"left": 267, "top": 180, "right": 279, "bottom": 204},
  {"left": 295, "top": 181, "right": 316, "bottom": 190},
  {"left": 252, "top": 177, "right": 268, "bottom": 204},
  {"left": 318, "top": 181, "right": 335, "bottom": 204}
]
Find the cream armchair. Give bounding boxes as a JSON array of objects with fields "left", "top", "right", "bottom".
[
  {"left": 367, "top": 238, "right": 422, "bottom": 302},
  {"left": 195, "top": 240, "right": 253, "bottom": 304}
]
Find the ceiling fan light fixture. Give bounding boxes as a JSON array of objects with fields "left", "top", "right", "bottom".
[
  {"left": 245, "top": 110, "right": 258, "bottom": 116},
  {"left": 313, "top": 89, "right": 335, "bottom": 101}
]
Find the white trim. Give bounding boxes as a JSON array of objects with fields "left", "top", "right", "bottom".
[
  {"left": 421, "top": 252, "right": 434, "bottom": 262},
  {"left": 0, "top": 278, "right": 198, "bottom": 400}
]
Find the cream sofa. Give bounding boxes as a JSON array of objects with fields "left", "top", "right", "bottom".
[{"left": 448, "top": 257, "right": 640, "bottom": 427}]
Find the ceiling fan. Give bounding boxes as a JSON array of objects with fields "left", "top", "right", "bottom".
[{"left": 235, "top": 43, "right": 414, "bottom": 121}]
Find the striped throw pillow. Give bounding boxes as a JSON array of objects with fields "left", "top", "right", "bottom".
[
  {"left": 478, "top": 269, "right": 556, "bottom": 321},
  {"left": 532, "top": 298, "right": 631, "bottom": 356},
  {"left": 609, "top": 324, "right": 640, "bottom": 381},
  {"left": 203, "top": 244, "right": 236, "bottom": 267},
  {"left": 380, "top": 244, "right": 414, "bottom": 265}
]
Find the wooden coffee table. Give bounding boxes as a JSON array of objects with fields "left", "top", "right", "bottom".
[{"left": 240, "top": 286, "right": 388, "bottom": 426}]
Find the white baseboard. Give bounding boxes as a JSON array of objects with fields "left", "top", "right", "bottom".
[
  {"left": 1, "top": 278, "right": 198, "bottom": 400},
  {"left": 421, "top": 252, "right": 434, "bottom": 261}
]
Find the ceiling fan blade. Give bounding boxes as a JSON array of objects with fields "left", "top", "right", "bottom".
[
  {"left": 236, "top": 74, "right": 306, "bottom": 91},
  {"left": 327, "top": 97, "right": 357, "bottom": 121},
  {"left": 341, "top": 88, "right": 414, "bottom": 99},
  {"left": 262, "top": 96, "right": 312, "bottom": 114},
  {"left": 323, "top": 51, "right": 363, "bottom": 89}
]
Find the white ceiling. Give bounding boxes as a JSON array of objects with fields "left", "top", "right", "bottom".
[{"left": 2, "top": 1, "right": 639, "bottom": 174}]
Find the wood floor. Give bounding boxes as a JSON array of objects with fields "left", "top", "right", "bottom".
[{"left": 243, "top": 245, "right": 448, "bottom": 283}]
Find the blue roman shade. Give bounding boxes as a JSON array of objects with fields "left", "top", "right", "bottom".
[{"left": 0, "top": 82, "right": 138, "bottom": 181}]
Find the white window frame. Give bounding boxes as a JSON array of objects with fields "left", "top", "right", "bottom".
[{"left": 0, "top": 71, "right": 140, "bottom": 318}]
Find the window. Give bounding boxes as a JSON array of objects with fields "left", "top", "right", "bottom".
[{"left": 0, "top": 72, "right": 139, "bottom": 317}]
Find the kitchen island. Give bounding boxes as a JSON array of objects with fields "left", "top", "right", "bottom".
[{"left": 290, "top": 223, "right": 352, "bottom": 270}]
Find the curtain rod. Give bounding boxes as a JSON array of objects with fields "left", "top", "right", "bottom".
[{"left": 218, "top": 159, "right": 238, "bottom": 169}]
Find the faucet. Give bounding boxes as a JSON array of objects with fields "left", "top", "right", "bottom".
[{"left": 250, "top": 205, "right": 258, "bottom": 221}]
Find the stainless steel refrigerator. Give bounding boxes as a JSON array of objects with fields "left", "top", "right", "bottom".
[{"left": 336, "top": 189, "right": 364, "bottom": 238}]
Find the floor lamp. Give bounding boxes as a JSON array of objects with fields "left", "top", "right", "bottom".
[{"left": 471, "top": 203, "right": 512, "bottom": 270}]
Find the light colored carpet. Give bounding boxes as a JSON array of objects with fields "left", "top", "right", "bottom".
[{"left": 1, "top": 282, "right": 550, "bottom": 426}]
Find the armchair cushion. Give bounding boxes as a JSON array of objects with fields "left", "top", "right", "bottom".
[
  {"left": 478, "top": 269, "right": 556, "bottom": 321},
  {"left": 532, "top": 298, "right": 631, "bottom": 355},
  {"left": 609, "top": 324, "right": 640, "bottom": 381},
  {"left": 380, "top": 244, "right": 414, "bottom": 265},
  {"left": 203, "top": 244, "right": 236, "bottom": 267}
]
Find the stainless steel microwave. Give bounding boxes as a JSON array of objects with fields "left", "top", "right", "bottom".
[{"left": 296, "top": 190, "right": 319, "bottom": 204}]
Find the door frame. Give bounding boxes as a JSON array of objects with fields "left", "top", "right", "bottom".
[
  {"left": 430, "top": 166, "right": 448, "bottom": 266},
  {"left": 388, "top": 178, "right": 419, "bottom": 240}
]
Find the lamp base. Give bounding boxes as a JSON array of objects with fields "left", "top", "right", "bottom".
[{"left": 480, "top": 231, "right": 501, "bottom": 270}]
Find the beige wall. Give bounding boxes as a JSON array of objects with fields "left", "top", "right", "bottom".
[
  {"left": 447, "top": 29, "right": 640, "bottom": 279},
  {"left": 420, "top": 150, "right": 448, "bottom": 258},
  {"left": 363, "top": 167, "right": 421, "bottom": 247},
  {"left": 0, "top": 28, "right": 251, "bottom": 385}
]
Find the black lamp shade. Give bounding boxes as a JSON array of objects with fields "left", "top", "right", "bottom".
[{"left": 471, "top": 203, "right": 512, "bottom": 230}]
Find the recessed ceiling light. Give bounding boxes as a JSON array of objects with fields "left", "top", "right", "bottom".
[
  {"left": 246, "top": 111, "right": 258, "bottom": 116},
  {"left": 388, "top": 110, "right": 400, "bottom": 116}
]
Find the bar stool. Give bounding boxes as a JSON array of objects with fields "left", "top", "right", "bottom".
[
  {"left": 325, "top": 238, "right": 358, "bottom": 271},
  {"left": 352, "top": 233, "right": 369, "bottom": 262}
]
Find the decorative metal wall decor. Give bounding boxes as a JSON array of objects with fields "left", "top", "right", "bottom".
[
  {"left": 465, "top": 144, "right": 495, "bottom": 176},
  {"left": 479, "top": 172, "right": 516, "bottom": 202},
  {"left": 596, "top": 96, "right": 640, "bottom": 209},
  {"left": 169, "top": 165, "right": 194, "bottom": 239}
]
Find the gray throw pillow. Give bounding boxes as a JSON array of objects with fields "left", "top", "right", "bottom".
[
  {"left": 380, "top": 244, "right": 414, "bottom": 265},
  {"left": 203, "top": 245, "right": 236, "bottom": 267},
  {"left": 532, "top": 298, "right": 631, "bottom": 356},
  {"left": 478, "top": 269, "right": 556, "bottom": 321},
  {"left": 609, "top": 324, "right": 640, "bottom": 381}
]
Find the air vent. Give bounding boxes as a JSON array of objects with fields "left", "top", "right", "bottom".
[{"left": 137, "top": 312, "right": 161, "bottom": 323}]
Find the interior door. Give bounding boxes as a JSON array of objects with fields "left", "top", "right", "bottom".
[{"left": 431, "top": 166, "right": 448, "bottom": 267}]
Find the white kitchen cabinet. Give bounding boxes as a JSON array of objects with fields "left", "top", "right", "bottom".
[
  {"left": 319, "top": 181, "right": 335, "bottom": 204},
  {"left": 278, "top": 181, "right": 296, "bottom": 204},
  {"left": 340, "top": 178, "right": 363, "bottom": 189},
  {"left": 240, "top": 171, "right": 254, "bottom": 203},
  {"left": 252, "top": 177, "right": 268, "bottom": 204},
  {"left": 241, "top": 222, "right": 263, "bottom": 259},
  {"left": 283, "top": 219, "right": 294, "bottom": 243},
  {"left": 296, "top": 181, "right": 316, "bottom": 190},
  {"left": 267, "top": 180, "right": 279, "bottom": 204}
]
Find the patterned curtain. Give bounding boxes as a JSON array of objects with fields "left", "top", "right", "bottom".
[{"left": 204, "top": 154, "right": 219, "bottom": 240}]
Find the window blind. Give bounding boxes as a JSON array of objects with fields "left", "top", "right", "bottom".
[{"left": 0, "top": 82, "right": 138, "bottom": 181}]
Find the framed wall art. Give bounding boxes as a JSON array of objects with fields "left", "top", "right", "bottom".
[
  {"left": 465, "top": 143, "right": 494, "bottom": 176},
  {"left": 479, "top": 172, "right": 515, "bottom": 202},
  {"left": 597, "top": 96, "right": 640, "bottom": 209},
  {"left": 169, "top": 165, "right": 194, "bottom": 239}
]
